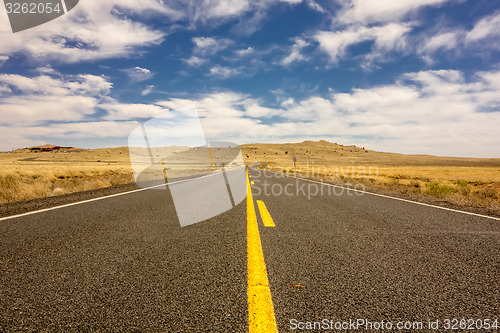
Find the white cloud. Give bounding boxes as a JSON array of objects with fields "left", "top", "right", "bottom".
[
  {"left": 466, "top": 12, "right": 500, "bottom": 42},
  {"left": 179, "top": 0, "right": 309, "bottom": 26},
  {"left": 0, "top": 72, "right": 166, "bottom": 151},
  {"left": 191, "top": 0, "right": 251, "bottom": 21},
  {"left": 336, "top": 0, "right": 453, "bottom": 25},
  {"left": 314, "top": 23, "right": 411, "bottom": 64},
  {"left": 47, "top": 121, "right": 140, "bottom": 138},
  {"left": 157, "top": 68, "right": 500, "bottom": 157},
  {"left": 209, "top": 65, "right": 241, "bottom": 79},
  {"left": 36, "top": 67, "right": 58, "bottom": 75},
  {"left": 0, "top": 73, "right": 111, "bottom": 96},
  {"left": 302, "top": 0, "right": 325, "bottom": 13},
  {"left": 236, "top": 47, "right": 254, "bottom": 56},
  {"left": 192, "top": 37, "right": 233, "bottom": 56},
  {"left": 0, "top": 95, "right": 99, "bottom": 126},
  {"left": 0, "top": 0, "right": 174, "bottom": 62},
  {"left": 2, "top": 67, "right": 499, "bottom": 156},
  {"left": 185, "top": 37, "right": 234, "bottom": 67},
  {"left": 0, "top": 0, "right": 275, "bottom": 63},
  {"left": 281, "top": 38, "right": 309, "bottom": 66},
  {"left": 0, "top": 121, "right": 140, "bottom": 150},
  {"left": 141, "top": 85, "right": 154, "bottom": 96},
  {"left": 418, "top": 31, "right": 460, "bottom": 60},
  {"left": 416, "top": 12, "right": 500, "bottom": 63},
  {"left": 100, "top": 102, "right": 166, "bottom": 120},
  {"left": 0, "top": 73, "right": 111, "bottom": 125},
  {"left": 0, "top": 55, "right": 8, "bottom": 66},
  {"left": 0, "top": 84, "right": 11, "bottom": 94},
  {"left": 122, "top": 66, "right": 154, "bottom": 82},
  {"left": 184, "top": 56, "right": 208, "bottom": 67}
]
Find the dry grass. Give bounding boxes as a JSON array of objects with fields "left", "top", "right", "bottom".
[
  {"left": 0, "top": 147, "right": 133, "bottom": 204},
  {"left": 241, "top": 141, "right": 500, "bottom": 215},
  {"left": 1, "top": 141, "right": 499, "bottom": 216}
]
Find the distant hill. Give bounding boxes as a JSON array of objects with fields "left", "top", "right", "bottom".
[{"left": 240, "top": 140, "right": 500, "bottom": 167}]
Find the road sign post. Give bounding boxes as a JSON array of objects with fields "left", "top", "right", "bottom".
[{"left": 293, "top": 156, "right": 297, "bottom": 176}]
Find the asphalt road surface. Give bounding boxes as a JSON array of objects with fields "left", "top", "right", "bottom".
[{"left": 0, "top": 168, "right": 498, "bottom": 332}]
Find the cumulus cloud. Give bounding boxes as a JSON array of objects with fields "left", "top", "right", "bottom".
[
  {"left": 192, "top": 36, "right": 233, "bottom": 56},
  {"left": 417, "top": 11, "right": 500, "bottom": 63},
  {"left": 314, "top": 23, "right": 411, "bottom": 64},
  {"left": 0, "top": 84, "right": 11, "bottom": 95},
  {"left": 0, "top": 73, "right": 109, "bottom": 126},
  {"left": 99, "top": 102, "right": 166, "bottom": 120},
  {"left": 184, "top": 56, "right": 208, "bottom": 67},
  {"left": 0, "top": 0, "right": 291, "bottom": 63},
  {"left": 283, "top": 0, "right": 472, "bottom": 69},
  {"left": 0, "top": 71, "right": 167, "bottom": 150},
  {"left": 2, "top": 67, "right": 498, "bottom": 156},
  {"left": 335, "top": 0, "right": 453, "bottom": 25},
  {"left": 235, "top": 46, "right": 254, "bottom": 56},
  {"left": 157, "top": 68, "right": 500, "bottom": 157},
  {"left": 122, "top": 66, "right": 155, "bottom": 82},
  {"left": 0, "top": 0, "right": 174, "bottom": 62},
  {"left": 0, "top": 120, "right": 140, "bottom": 150},
  {"left": 208, "top": 65, "right": 241, "bottom": 79},
  {"left": 185, "top": 36, "right": 234, "bottom": 68}
]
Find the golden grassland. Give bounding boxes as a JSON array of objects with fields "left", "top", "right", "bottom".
[
  {"left": 240, "top": 140, "right": 500, "bottom": 214},
  {"left": 0, "top": 141, "right": 499, "bottom": 215},
  {"left": 0, "top": 147, "right": 133, "bottom": 203}
]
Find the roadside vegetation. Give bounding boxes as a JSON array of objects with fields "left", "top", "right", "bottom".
[
  {"left": 0, "top": 147, "right": 133, "bottom": 204},
  {"left": 241, "top": 141, "right": 500, "bottom": 216},
  {"left": 1, "top": 141, "right": 498, "bottom": 217}
]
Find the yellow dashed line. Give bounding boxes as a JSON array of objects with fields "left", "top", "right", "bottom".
[
  {"left": 257, "top": 200, "right": 276, "bottom": 227},
  {"left": 247, "top": 171, "right": 278, "bottom": 333}
]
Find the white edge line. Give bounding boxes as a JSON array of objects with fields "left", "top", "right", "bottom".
[
  {"left": 0, "top": 171, "right": 224, "bottom": 222},
  {"left": 257, "top": 169, "right": 500, "bottom": 222}
]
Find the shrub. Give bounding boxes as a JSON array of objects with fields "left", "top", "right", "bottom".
[
  {"left": 456, "top": 179, "right": 470, "bottom": 194},
  {"left": 475, "top": 185, "right": 497, "bottom": 199},
  {"left": 426, "top": 182, "right": 457, "bottom": 196},
  {"left": 1, "top": 175, "right": 19, "bottom": 188},
  {"left": 410, "top": 181, "right": 420, "bottom": 188}
]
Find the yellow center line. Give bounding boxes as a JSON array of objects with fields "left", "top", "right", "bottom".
[
  {"left": 247, "top": 170, "right": 278, "bottom": 333},
  {"left": 257, "top": 201, "right": 276, "bottom": 227}
]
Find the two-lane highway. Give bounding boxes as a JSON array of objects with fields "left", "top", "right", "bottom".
[
  {"left": 1, "top": 168, "right": 498, "bottom": 332},
  {"left": 251, "top": 169, "right": 499, "bottom": 332},
  {"left": 0, "top": 178, "right": 248, "bottom": 332}
]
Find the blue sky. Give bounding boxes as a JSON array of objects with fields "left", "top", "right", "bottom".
[{"left": 0, "top": 0, "right": 499, "bottom": 157}]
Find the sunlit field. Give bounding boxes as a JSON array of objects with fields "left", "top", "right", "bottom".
[
  {"left": 0, "top": 141, "right": 499, "bottom": 215},
  {"left": 0, "top": 147, "right": 133, "bottom": 203},
  {"left": 241, "top": 141, "right": 500, "bottom": 215}
]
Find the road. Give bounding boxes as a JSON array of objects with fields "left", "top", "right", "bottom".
[{"left": 0, "top": 168, "right": 498, "bottom": 332}]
